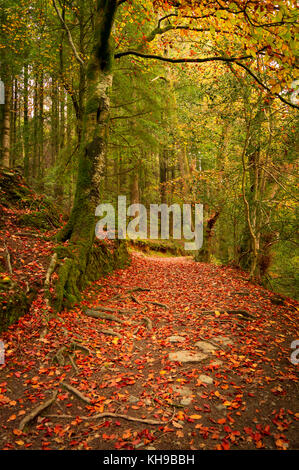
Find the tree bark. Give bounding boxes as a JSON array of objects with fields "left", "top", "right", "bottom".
[
  {"left": 54, "top": 0, "right": 124, "bottom": 311},
  {"left": 23, "top": 65, "right": 29, "bottom": 178},
  {"left": 2, "top": 79, "right": 11, "bottom": 167}
]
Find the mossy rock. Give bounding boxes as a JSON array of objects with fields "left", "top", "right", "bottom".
[
  {"left": 0, "top": 166, "right": 61, "bottom": 230},
  {"left": 0, "top": 286, "right": 36, "bottom": 332},
  {"left": 18, "top": 211, "right": 57, "bottom": 231},
  {"left": 129, "top": 239, "right": 185, "bottom": 256},
  {"left": 0, "top": 167, "right": 34, "bottom": 208},
  {"left": 53, "top": 240, "right": 130, "bottom": 311}
]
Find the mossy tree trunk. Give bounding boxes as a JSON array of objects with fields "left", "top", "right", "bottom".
[
  {"left": 2, "top": 77, "right": 11, "bottom": 168},
  {"left": 23, "top": 65, "right": 29, "bottom": 177},
  {"left": 239, "top": 101, "right": 265, "bottom": 279},
  {"left": 54, "top": 0, "right": 121, "bottom": 310}
]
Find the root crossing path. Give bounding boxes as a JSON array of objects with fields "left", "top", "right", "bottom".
[{"left": 0, "top": 253, "right": 298, "bottom": 450}]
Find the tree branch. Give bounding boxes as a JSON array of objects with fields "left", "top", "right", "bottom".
[
  {"left": 52, "top": 0, "right": 85, "bottom": 66},
  {"left": 114, "top": 50, "right": 254, "bottom": 64},
  {"left": 234, "top": 61, "right": 299, "bottom": 110}
]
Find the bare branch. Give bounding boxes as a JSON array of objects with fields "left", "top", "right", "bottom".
[
  {"left": 234, "top": 61, "right": 299, "bottom": 110},
  {"left": 52, "top": 0, "right": 85, "bottom": 66},
  {"left": 115, "top": 50, "right": 254, "bottom": 64}
]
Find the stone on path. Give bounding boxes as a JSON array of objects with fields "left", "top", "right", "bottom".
[
  {"left": 210, "top": 359, "right": 223, "bottom": 367},
  {"left": 167, "top": 335, "right": 186, "bottom": 343},
  {"left": 198, "top": 374, "right": 213, "bottom": 385},
  {"left": 213, "top": 335, "right": 233, "bottom": 346},
  {"left": 195, "top": 340, "right": 217, "bottom": 353},
  {"left": 172, "top": 385, "right": 194, "bottom": 406},
  {"left": 215, "top": 404, "right": 226, "bottom": 411},
  {"left": 129, "top": 395, "right": 139, "bottom": 403},
  {"left": 168, "top": 351, "right": 207, "bottom": 363},
  {"left": 181, "top": 397, "right": 192, "bottom": 406},
  {"left": 172, "top": 385, "right": 193, "bottom": 397}
]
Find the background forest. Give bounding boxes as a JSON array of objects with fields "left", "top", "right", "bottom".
[{"left": 0, "top": 0, "right": 298, "bottom": 299}]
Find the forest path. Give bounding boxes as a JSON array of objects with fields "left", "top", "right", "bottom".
[{"left": 0, "top": 252, "right": 298, "bottom": 450}]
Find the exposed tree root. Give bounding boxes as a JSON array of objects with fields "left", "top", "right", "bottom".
[
  {"left": 84, "top": 309, "right": 126, "bottom": 324},
  {"left": 68, "top": 353, "right": 79, "bottom": 373},
  {"left": 52, "top": 346, "right": 68, "bottom": 366},
  {"left": 61, "top": 382, "right": 91, "bottom": 404},
  {"left": 127, "top": 287, "right": 150, "bottom": 293},
  {"left": 105, "top": 293, "right": 124, "bottom": 302},
  {"left": 4, "top": 243, "right": 13, "bottom": 274},
  {"left": 80, "top": 412, "right": 165, "bottom": 425},
  {"left": 142, "top": 316, "right": 153, "bottom": 330},
  {"left": 97, "top": 328, "right": 122, "bottom": 339},
  {"left": 52, "top": 340, "right": 92, "bottom": 368},
  {"left": 145, "top": 301, "right": 169, "bottom": 309},
  {"left": 201, "top": 309, "right": 255, "bottom": 320},
  {"left": 93, "top": 305, "right": 137, "bottom": 315},
  {"left": 45, "top": 253, "right": 58, "bottom": 290},
  {"left": 210, "top": 319, "right": 245, "bottom": 329},
  {"left": 231, "top": 291, "right": 250, "bottom": 296},
  {"left": 93, "top": 306, "right": 120, "bottom": 313},
  {"left": 19, "top": 391, "right": 58, "bottom": 431},
  {"left": 44, "top": 252, "right": 58, "bottom": 308},
  {"left": 71, "top": 341, "right": 92, "bottom": 355},
  {"left": 47, "top": 411, "right": 165, "bottom": 425},
  {"left": 197, "top": 335, "right": 226, "bottom": 351},
  {"left": 131, "top": 294, "right": 142, "bottom": 304}
]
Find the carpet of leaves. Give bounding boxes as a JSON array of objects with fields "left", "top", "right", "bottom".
[{"left": 0, "top": 252, "right": 298, "bottom": 450}]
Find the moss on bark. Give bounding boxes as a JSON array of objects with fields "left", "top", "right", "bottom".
[{"left": 53, "top": 240, "right": 129, "bottom": 311}]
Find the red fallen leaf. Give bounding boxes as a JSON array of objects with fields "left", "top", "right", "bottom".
[
  {"left": 8, "top": 414, "right": 17, "bottom": 422},
  {"left": 244, "top": 426, "right": 253, "bottom": 435},
  {"left": 70, "top": 440, "right": 79, "bottom": 446},
  {"left": 217, "top": 418, "right": 226, "bottom": 424},
  {"left": 221, "top": 440, "right": 230, "bottom": 450},
  {"left": 256, "top": 440, "right": 264, "bottom": 449},
  {"left": 161, "top": 425, "right": 174, "bottom": 432},
  {"left": 264, "top": 425, "right": 271, "bottom": 435},
  {"left": 15, "top": 440, "right": 25, "bottom": 446},
  {"left": 253, "top": 432, "right": 262, "bottom": 442}
]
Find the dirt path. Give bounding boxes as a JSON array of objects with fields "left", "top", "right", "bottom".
[{"left": 0, "top": 252, "right": 298, "bottom": 450}]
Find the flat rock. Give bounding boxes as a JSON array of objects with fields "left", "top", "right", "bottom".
[
  {"left": 215, "top": 404, "right": 226, "bottom": 411},
  {"left": 213, "top": 335, "right": 233, "bottom": 345},
  {"left": 180, "top": 397, "right": 192, "bottom": 406},
  {"left": 195, "top": 340, "right": 217, "bottom": 353},
  {"left": 167, "top": 335, "right": 186, "bottom": 343},
  {"left": 210, "top": 359, "right": 223, "bottom": 367},
  {"left": 128, "top": 395, "right": 139, "bottom": 403},
  {"left": 168, "top": 351, "right": 207, "bottom": 363},
  {"left": 172, "top": 385, "right": 193, "bottom": 397},
  {"left": 198, "top": 374, "right": 213, "bottom": 385}
]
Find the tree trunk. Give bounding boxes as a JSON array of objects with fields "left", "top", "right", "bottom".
[
  {"left": 10, "top": 79, "right": 17, "bottom": 167},
  {"left": 32, "top": 75, "right": 38, "bottom": 181},
  {"left": 159, "top": 148, "right": 167, "bottom": 204},
  {"left": 23, "top": 65, "right": 29, "bottom": 178},
  {"left": 38, "top": 71, "right": 44, "bottom": 186},
  {"left": 54, "top": 0, "right": 128, "bottom": 311},
  {"left": 2, "top": 79, "right": 11, "bottom": 168}
]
